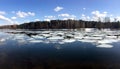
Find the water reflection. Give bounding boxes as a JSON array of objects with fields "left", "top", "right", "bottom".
[
  {"left": 0, "top": 29, "right": 120, "bottom": 69},
  {"left": 1, "top": 28, "right": 120, "bottom": 48}
]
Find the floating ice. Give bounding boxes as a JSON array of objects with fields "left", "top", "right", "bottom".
[
  {"left": 42, "top": 31, "right": 51, "bottom": 34},
  {"left": 98, "top": 39, "right": 119, "bottom": 44},
  {"left": 41, "top": 34, "right": 51, "bottom": 37},
  {"left": 83, "top": 36, "right": 102, "bottom": 40},
  {"left": 29, "top": 39, "right": 43, "bottom": 43},
  {"left": 0, "top": 38, "right": 6, "bottom": 42},
  {"left": 57, "top": 32, "right": 64, "bottom": 35},
  {"left": 78, "top": 39, "right": 96, "bottom": 43},
  {"left": 74, "top": 36, "right": 83, "bottom": 39},
  {"left": 105, "top": 36, "right": 117, "bottom": 39},
  {"left": 96, "top": 44, "right": 113, "bottom": 48},
  {"left": 85, "top": 28, "right": 94, "bottom": 32},
  {"left": 62, "top": 39, "right": 76, "bottom": 43},
  {"left": 31, "top": 35, "right": 44, "bottom": 39},
  {"left": 58, "top": 41, "right": 65, "bottom": 44},
  {"left": 14, "top": 34, "right": 27, "bottom": 40},
  {"left": 47, "top": 36, "right": 64, "bottom": 40},
  {"left": 92, "top": 34, "right": 105, "bottom": 37}
]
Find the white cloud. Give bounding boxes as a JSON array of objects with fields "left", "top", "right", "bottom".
[
  {"left": 80, "top": 11, "right": 111, "bottom": 22},
  {"left": 11, "top": 16, "right": 17, "bottom": 20},
  {"left": 0, "top": 14, "right": 20, "bottom": 25},
  {"left": 115, "top": 16, "right": 120, "bottom": 21},
  {"left": 58, "top": 13, "right": 76, "bottom": 20},
  {"left": 28, "top": 12, "right": 35, "bottom": 16},
  {"left": 92, "top": 11, "right": 107, "bottom": 17},
  {"left": 110, "top": 17, "right": 115, "bottom": 22},
  {"left": 58, "top": 13, "right": 76, "bottom": 18},
  {"left": 16, "top": 11, "right": 27, "bottom": 18},
  {"left": 44, "top": 16, "right": 55, "bottom": 19},
  {"left": 44, "top": 19, "right": 50, "bottom": 21},
  {"left": 44, "top": 15, "right": 56, "bottom": 21},
  {"left": 54, "top": 6, "right": 63, "bottom": 12},
  {"left": 82, "top": 14, "right": 85, "bottom": 17},
  {"left": 35, "top": 19, "right": 40, "bottom": 21},
  {"left": 91, "top": 10, "right": 108, "bottom": 22},
  {"left": 16, "top": 11, "right": 35, "bottom": 18},
  {"left": 81, "top": 14, "right": 90, "bottom": 21},
  {"left": 68, "top": 17, "right": 75, "bottom": 20},
  {"left": 83, "top": 8, "right": 86, "bottom": 10},
  {"left": 58, "top": 13, "right": 70, "bottom": 17},
  {"left": 0, "top": 11, "right": 6, "bottom": 15},
  {"left": 0, "top": 15, "right": 13, "bottom": 25},
  {"left": 110, "top": 14, "right": 113, "bottom": 17},
  {"left": 63, "top": 18, "right": 68, "bottom": 20},
  {"left": 13, "top": 21, "right": 20, "bottom": 25},
  {"left": 63, "top": 17, "right": 75, "bottom": 20},
  {"left": 103, "top": 11, "right": 107, "bottom": 14}
]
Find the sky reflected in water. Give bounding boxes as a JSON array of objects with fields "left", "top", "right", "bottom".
[{"left": 0, "top": 28, "right": 120, "bottom": 69}]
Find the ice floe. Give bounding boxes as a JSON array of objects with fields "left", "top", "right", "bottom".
[
  {"left": 62, "top": 39, "right": 76, "bottom": 43},
  {"left": 105, "top": 36, "right": 117, "bottom": 39},
  {"left": 29, "top": 40, "right": 43, "bottom": 43},
  {"left": 1, "top": 28, "right": 120, "bottom": 45},
  {"left": 78, "top": 39, "right": 96, "bottom": 43},
  {"left": 98, "top": 39, "right": 119, "bottom": 44},
  {"left": 96, "top": 44, "right": 113, "bottom": 48},
  {"left": 31, "top": 35, "right": 44, "bottom": 39},
  {"left": 47, "top": 36, "right": 64, "bottom": 40},
  {"left": 0, "top": 38, "right": 6, "bottom": 42}
]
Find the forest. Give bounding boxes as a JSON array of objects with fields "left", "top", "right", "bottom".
[{"left": 0, "top": 19, "right": 120, "bottom": 29}]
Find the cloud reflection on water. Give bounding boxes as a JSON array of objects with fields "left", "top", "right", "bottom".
[{"left": 0, "top": 28, "right": 120, "bottom": 48}]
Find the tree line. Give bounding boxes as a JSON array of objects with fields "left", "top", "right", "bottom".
[{"left": 0, "top": 19, "right": 120, "bottom": 29}]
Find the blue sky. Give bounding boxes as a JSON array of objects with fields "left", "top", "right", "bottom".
[{"left": 0, "top": 0, "right": 120, "bottom": 25}]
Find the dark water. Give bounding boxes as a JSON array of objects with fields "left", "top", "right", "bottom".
[{"left": 0, "top": 29, "right": 120, "bottom": 69}]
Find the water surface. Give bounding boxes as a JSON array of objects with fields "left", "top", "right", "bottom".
[{"left": 0, "top": 29, "right": 120, "bottom": 69}]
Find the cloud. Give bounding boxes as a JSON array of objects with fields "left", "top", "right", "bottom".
[
  {"left": 81, "top": 14, "right": 90, "bottom": 21},
  {"left": 80, "top": 11, "right": 114, "bottom": 22},
  {"left": 35, "top": 19, "right": 40, "bottom": 21},
  {"left": 44, "top": 15, "right": 56, "bottom": 21},
  {"left": 110, "top": 14, "right": 113, "bottom": 17},
  {"left": 44, "top": 19, "right": 50, "bottom": 21},
  {"left": 82, "top": 14, "right": 85, "bottom": 17},
  {"left": 92, "top": 11, "right": 107, "bottom": 17},
  {"left": 115, "top": 17, "right": 120, "bottom": 21},
  {"left": 83, "top": 8, "right": 86, "bottom": 10},
  {"left": 58, "top": 13, "right": 76, "bottom": 18},
  {"left": 91, "top": 10, "right": 108, "bottom": 22},
  {"left": 58, "top": 13, "right": 70, "bottom": 17},
  {"left": 103, "top": 11, "right": 107, "bottom": 14},
  {"left": 0, "top": 11, "right": 6, "bottom": 15},
  {"left": 11, "top": 16, "right": 17, "bottom": 20},
  {"left": 0, "top": 15, "right": 13, "bottom": 25},
  {"left": 0, "top": 14, "right": 20, "bottom": 25},
  {"left": 16, "top": 11, "right": 35, "bottom": 18},
  {"left": 110, "top": 17, "right": 115, "bottom": 22},
  {"left": 44, "top": 16, "right": 55, "bottom": 19},
  {"left": 63, "top": 17, "right": 75, "bottom": 20},
  {"left": 58, "top": 13, "right": 76, "bottom": 20},
  {"left": 54, "top": 6, "right": 63, "bottom": 12},
  {"left": 28, "top": 12, "right": 35, "bottom": 16},
  {"left": 13, "top": 21, "right": 20, "bottom": 24},
  {"left": 63, "top": 18, "right": 68, "bottom": 20}
]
